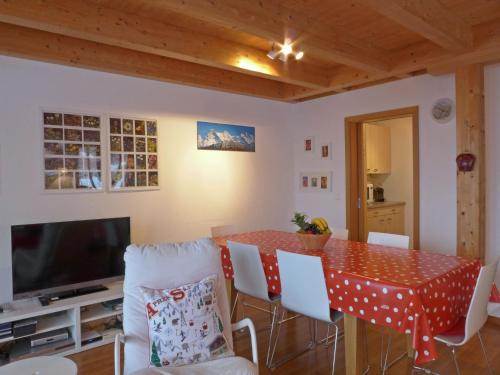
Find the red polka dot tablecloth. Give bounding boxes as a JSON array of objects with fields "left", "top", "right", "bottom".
[{"left": 215, "top": 230, "right": 490, "bottom": 365}]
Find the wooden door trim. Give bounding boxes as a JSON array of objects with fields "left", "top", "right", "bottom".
[{"left": 344, "top": 106, "right": 420, "bottom": 249}]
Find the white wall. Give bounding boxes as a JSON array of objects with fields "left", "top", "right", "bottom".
[
  {"left": 0, "top": 56, "right": 294, "bottom": 303},
  {"left": 290, "top": 64, "right": 500, "bottom": 286},
  {"left": 485, "top": 63, "right": 500, "bottom": 286},
  {"left": 367, "top": 117, "right": 414, "bottom": 245},
  {"left": 1, "top": 55, "right": 499, "bottom": 301},
  {"left": 289, "top": 74, "right": 457, "bottom": 254}
]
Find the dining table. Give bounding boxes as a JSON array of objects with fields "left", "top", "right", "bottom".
[{"left": 214, "top": 230, "right": 498, "bottom": 375}]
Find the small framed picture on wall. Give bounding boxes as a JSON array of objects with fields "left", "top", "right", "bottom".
[
  {"left": 299, "top": 173, "right": 309, "bottom": 191},
  {"left": 304, "top": 136, "right": 314, "bottom": 153},
  {"left": 300, "top": 171, "right": 332, "bottom": 192},
  {"left": 321, "top": 143, "right": 332, "bottom": 159},
  {"left": 319, "top": 172, "right": 332, "bottom": 191},
  {"left": 311, "top": 176, "right": 318, "bottom": 189}
]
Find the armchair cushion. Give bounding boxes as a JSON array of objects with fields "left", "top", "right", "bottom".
[
  {"left": 123, "top": 239, "right": 233, "bottom": 375},
  {"left": 140, "top": 275, "right": 232, "bottom": 367}
]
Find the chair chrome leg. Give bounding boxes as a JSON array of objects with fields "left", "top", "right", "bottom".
[
  {"left": 268, "top": 309, "right": 285, "bottom": 368},
  {"left": 380, "top": 328, "right": 409, "bottom": 373},
  {"left": 412, "top": 365, "right": 441, "bottom": 374},
  {"left": 363, "top": 324, "right": 370, "bottom": 375},
  {"left": 451, "top": 347, "right": 461, "bottom": 375},
  {"left": 265, "top": 304, "right": 279, "bottom": 367},
  {"left": 382, "top": 332, "right": 392, "bottom": 375},
  {"left": 411, "top": 351, "right": 441, "bottom": 375},
  {"left": 230, "top": 292, "right": 239, "bottom": 320},
  {"left": 331, "top": 324, "right": 339, "bottom": 375},
  {"left": 477, "top": 330, "right": 493, "bottom": 375},
  {"left": 268, "top": 310, "right": 315, "bottom": 370},
  {"left": 380, "top": 327, "right": 385, "bottom": 371},
  {"left": 240, "top": 295, "right": 246, "bottom": 320},
  {"left": 317, "top": 321, "right": 344, "bottom": 346},
  {"left": 325, "top": 323, "right": 330, "bottom": 347}
]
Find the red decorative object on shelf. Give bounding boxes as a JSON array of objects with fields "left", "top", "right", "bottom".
[{"left": 456, "top": 153, "right": 475, "bottom": 172}]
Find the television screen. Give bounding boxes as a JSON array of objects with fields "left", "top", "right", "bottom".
[{"left": 11, "top": 217, "right": 130, "bottom": 297}]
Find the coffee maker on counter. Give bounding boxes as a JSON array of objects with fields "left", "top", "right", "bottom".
[{"left": 373, "top": 186, "right": 385, "bottom": 202}]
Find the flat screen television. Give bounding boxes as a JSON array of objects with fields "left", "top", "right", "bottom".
[{"left": 11, "top": 217, "right": 130, "bottom": 299}]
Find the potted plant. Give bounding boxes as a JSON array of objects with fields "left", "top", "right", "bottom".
[{"left": 291, "top": 212, "right": 332, "bottom": 250}]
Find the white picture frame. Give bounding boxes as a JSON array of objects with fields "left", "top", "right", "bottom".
[
  {"left": 320, "top": 142, "right": 332, "bottom": 160},
  {"left": 299, "top": 172, "right": 310, "bottom": 191},
  {"left": 107, "top": 114, "right": 160, "bottom": 192},
  {"left": 300, "top": 171, "right": 332, "bottom": 192},
  {"left": 41, "top": 108, "right": 104, "bottom": 193},
  {"left": 304, "top": 136, "right": 314, "bottom": 153}
]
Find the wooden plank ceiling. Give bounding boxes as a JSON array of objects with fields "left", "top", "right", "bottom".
[{"left": 0, "top": 0, "right": 499, "bottom": 102}]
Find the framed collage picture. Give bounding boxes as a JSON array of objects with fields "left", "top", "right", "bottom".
[
  {"left": 108, "top": 116, "right": 159, "bottom": 191},
  {"left": 42, "top": 110, "right": 103, "bottom": 192},
  {"left": 299, "top": 171, "right": 332, "bottom": 192}
]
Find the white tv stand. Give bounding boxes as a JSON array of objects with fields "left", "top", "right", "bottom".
[{"left": 0, "top": 281, "right": 124, "bottom": 365}]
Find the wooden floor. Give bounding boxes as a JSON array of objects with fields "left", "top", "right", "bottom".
[{"left": 69, "top": 300, "right": 500, "bottom": 374}]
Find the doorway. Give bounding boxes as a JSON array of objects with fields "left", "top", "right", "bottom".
[{"left": 345, "top": 106, "right": 420, "bottom": 249}]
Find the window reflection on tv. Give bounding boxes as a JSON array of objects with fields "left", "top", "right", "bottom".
[{"left": 11, "top": 217, "right": 130, "bottom": 297}]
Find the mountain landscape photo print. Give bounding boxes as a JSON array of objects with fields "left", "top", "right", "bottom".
[{"left": 197, "top": 121, "right": 255, "bottom": 152}]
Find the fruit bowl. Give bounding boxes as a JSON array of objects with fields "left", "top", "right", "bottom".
[{"left": 296, "top": 233, "right": 331, "bottom": 250}]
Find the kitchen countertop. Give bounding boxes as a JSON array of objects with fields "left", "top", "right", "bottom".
[{"left": 367, "top": 201, "right": 406, "bottom": 209}]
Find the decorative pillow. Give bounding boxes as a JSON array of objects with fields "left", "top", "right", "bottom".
[{"left": 140, "top": 275, "right": 233, "bottom": 367}]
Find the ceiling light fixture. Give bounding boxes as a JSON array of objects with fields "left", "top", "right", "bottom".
[
  {"left": 295, "top": 51, "right": 304, "bottom": 60},
  {"left": 266, "top": 49, "right": 279, "bottom": 60},
  {"left": 267, "top": 43, "right": 279, "bottom": 60},
  {"left": 281, "top": 43, "right": 293, "bottom": 56},
  {"left": 267, "top": 41, "right": 305, "bottom": 62}
]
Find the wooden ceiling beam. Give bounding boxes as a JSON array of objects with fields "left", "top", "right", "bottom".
[
  {"left": 357, "top": 0, "right": 473, "bottom": 52},
  {"left": 0, "top": 22, "right": 302, "bottom": 101},
  {"left": 0, "top": 0, "right": 329, "bottom": 89},
  {"left": 285, "top": 25, "right": 500, "bottom": 101},
  {"left": 428, "top": 21, "right": 500, "bottom": 75},
  {"left": 152, "top": 0, "right": 391, "bottom": 73}
]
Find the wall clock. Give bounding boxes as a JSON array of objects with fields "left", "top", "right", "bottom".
[{"left": 431, "top": 98, "right": 454, "bottom": 123}]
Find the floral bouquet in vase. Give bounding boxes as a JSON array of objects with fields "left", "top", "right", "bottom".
[{"left": 291, "top": 212, "right": 331, "bottom": 250}]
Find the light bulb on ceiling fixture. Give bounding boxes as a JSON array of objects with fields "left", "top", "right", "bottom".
[
  {"left": 267, "top": 43, "right": 278, "bottom": 60},
  {"left": 281, "top": 43, "right": 293, "bottom": 56},
  {"left": 295, "top": 51, "right": 304, "bottom": 60},
  {"left": 267, "top": 49, "right": 278, "bottom": 60}
]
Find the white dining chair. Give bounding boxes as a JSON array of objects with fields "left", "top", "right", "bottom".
[
  {"left": 367, "top": 231, "right": 409, "bottom": 249},
  {"left": 275, "top": 250, "right": 343, "bottom": 374},
  {"left": 367, "top": 231, "right": 410, "bottom": 373},
  {"left": 331, "top": 228, "right": 349, "bottom": 240},
  {"left": 429, "top": 260, "right": 499, "bottom": 375},
  {"left": 227, "top": 240, "right": 284, "bottom": 368},
  {"left": 211, "top": 224, "right": 236, "bottom": 238}
]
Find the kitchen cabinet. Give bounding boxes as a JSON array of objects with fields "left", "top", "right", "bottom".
[
  {"left": 365, "top": 124, "right": 391, "bottom": 174},
  {"left": 366, "top": 203, "right": 405, "bottom": 238}
]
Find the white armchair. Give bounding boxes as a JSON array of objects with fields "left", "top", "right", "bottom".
[{"left": 114, "top": 238, "right": 259, "bottom": 375}]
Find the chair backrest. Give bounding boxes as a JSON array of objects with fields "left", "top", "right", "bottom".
[
  {"left": 227, "top": 241, "right": 271, "bottom": 301},
  {"left": 276, "top": 250, "right": 331, "bottom": 322},
  {"left": 464, "top": 259, "right": 499, "bottom": 342},
  {"left": 211, "top": 225, "right": 236, "bottom": 238},
  {"left": 331, "top": 228, "right": 349, "bottom": 240},
  {"left": 122, "top": 239, "right": 233, "bottom": 375},
  {"left": 367, "top": 231, "right": 409, "bottom": 249}
]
